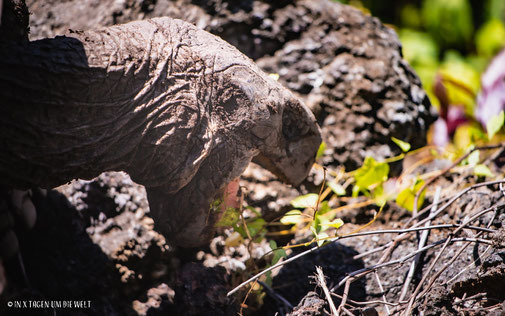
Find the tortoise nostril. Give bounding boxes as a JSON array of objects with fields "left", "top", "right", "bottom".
[
  {"left": 282, "top": 106, "right": 311, "bottom": 142},
  {"left": 282, "top": 110, "right": 299, "bottom": 141}
]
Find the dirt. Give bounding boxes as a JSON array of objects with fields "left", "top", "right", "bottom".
[
  {"left": 2, "top": 169, "right": 505, "bottom": 316},
  {"left": 1, "top": 0, "right": 504, "bottom": 315}
]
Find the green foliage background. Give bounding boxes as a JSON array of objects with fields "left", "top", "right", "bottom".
[{"left": 337, "top": 0, "right": 505, "bottom": 119}]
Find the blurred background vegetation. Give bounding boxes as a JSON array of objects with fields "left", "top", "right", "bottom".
[{"left": 337, "top": 0, "right": 505, "bottom": 150}]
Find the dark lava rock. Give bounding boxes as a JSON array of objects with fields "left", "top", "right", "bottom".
[
  {"left": 254, "top": 0, "right": 434, "bottom": 170},
  {"left": 172, "top": 262, "right": 238, "bottom": 316},
  {"left": 288, "top": 291, "right": 326, "bottom": 316},
  {"left": 417, "top": 247, "right": 505, "bottom": 316},
  {"left": 0, "top": 187, "right": 130, "bottom": 316}
]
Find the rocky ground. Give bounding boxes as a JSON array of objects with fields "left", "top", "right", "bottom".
[
  {"left": 1, "top": 0, "right": 504, "bottom": 315},
  {"left": 2, "top": 163, "right": 505, "bottom": 315}
]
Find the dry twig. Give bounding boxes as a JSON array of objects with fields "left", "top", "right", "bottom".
[
  {"left": 316, "top": 266, "right": 338, "bottom": 315},
  {"left": 230, "top": 176, "right": 505, "bottom": 316},
  {"left": 399, "top": 187, "right": 441, "bottom": 301},
  {"left": 413, "top": 143, "right": 505, "bottom": 215}
]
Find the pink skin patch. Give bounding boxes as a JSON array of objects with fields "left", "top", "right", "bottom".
[{"left": 221, "top": 178, "right": 241, "bottom": 211}]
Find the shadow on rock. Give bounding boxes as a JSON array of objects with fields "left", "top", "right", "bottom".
[
  {"left": 260, "top": 242, "right": 366, "bottom": 315},
  {"left": 0, "top": 188, "right": 135, "bottom": 316}
]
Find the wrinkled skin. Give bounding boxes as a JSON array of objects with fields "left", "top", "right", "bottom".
[{"left": 0, "top": 17, "right": 321, "bottom": 247}]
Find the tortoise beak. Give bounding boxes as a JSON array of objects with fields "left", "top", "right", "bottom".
[{"left": 253, "top": 95, "right": 322, "bottom": 186}]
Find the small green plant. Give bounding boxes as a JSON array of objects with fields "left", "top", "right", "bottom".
[
  {"left": 264, "top": 240, "right": 287, "bottom": 286},
  {"left": 352, "top": 155, "right": 390, "bottom": 198},
  {"left": 392, "top": 137, "right": 412, "bottom": 152},
  {"left": 396, "top": 178, "right": 426, "bottom": 212},
  {"left": 486, "top": 110, "right": 504, "bottom": 139}
]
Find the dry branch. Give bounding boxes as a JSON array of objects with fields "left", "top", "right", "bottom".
[{"left": 316, "top": 266, "right": 338, "bottom": 315}]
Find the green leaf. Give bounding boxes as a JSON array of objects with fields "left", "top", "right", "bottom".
[
  {"left": 486, "top": 110, "right": 504, "bottom": 139},
  {"left": 439, "top": 52, "right": 480, "bottom": 114},
  {"left": 280, "top": 210, "right": 304, "bottom": 225},
  {"left": 313, "top": 202, "right": 338, "bottom": 234},
  {"left": 316, "top": 232, "right": 329, "bottom": 247},
  {"left": 422, "top": 0, "right": 473, "bottom": 47},
  {"left": 354, "top": 156, "right": 389, "bottom": 190},
  {"left": 315, "top": 201, "right": 328, "bottom": 221},
  {"left": 319, "top": 218, "right": 344, "bottom": 230},
  {"left": 264, "top": 240, "right": 287, "bottom": 287},
  {"left": 311, "top": 224, "right": 329, "bottom": 247},
  {"left": 311, "top": 215, "right": 321, "bottom": 235},
  {"left": 290, "top": 193, "right": 319, "bottom": 209},
  {"left": 474, "top": 164, "right": 494, "bottom": 178},
  {"left": 486, "top": 0, "right": 505, "bottom": 21},
  {"left": 245, "top": 206, "right": 262, "bottom": 217},
  {"left": 271, "top": 249, "right": 286, "bottom": 265},
  {"left": 224, "top": 231, "right": 244, "bottom": 247},
  {"left": 400, "top": 4, "right": 422, "bottom": 29},
  {"left": 310, "top": 225, "right": 318, "bottom": 237},
  {"left": 235, "top": 217, "right": 266, "bottom": 239},
  {"left": 269, "top": 73, "right": 280, "bottom": 81},
  {"left": 391, "top": 137, "right": 411, "bottom": 152},
  {"left": 215, "top": 207, "right": 240, "bottom": 227},
  {"left": 352, "top": 185, "right": 360, "bottom": 198},
  {"left": 247, "top": 218, "right": 266, "bottom": 238},
  {"left": 328, "top": 181, "right": 346, "bottom": 196},
  {"left": 316, "top": 201, "right": 332, "bottom": 216},
  {"left": 269, "top": 240, "right": 287, "bottom": 265},
  {"left": 399, "top": 29, "right": 439, "bottom": 66},
  {"left": 209, "top": 198, "right": 223, "bottom": 211},
  {"left": 316, "top": 141, "right": 326, "bottom": 160},
  {"left": 453, "top": 125, "right": 486, "bottom": 150},
  {"left": 476, "top": 19, "right": 505, "bottom": 58},
  {"left": 372, "top": 183, "right": 388, "bottom": 207},
  {"left": 465, "top": 150, "right": 480, "bottom": 166},
  {"left": 269, "top": 240, "right": 277, "bottom": 250},
  {"left": 396, "top": 179, "right": 426, "bottom": 212}
]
